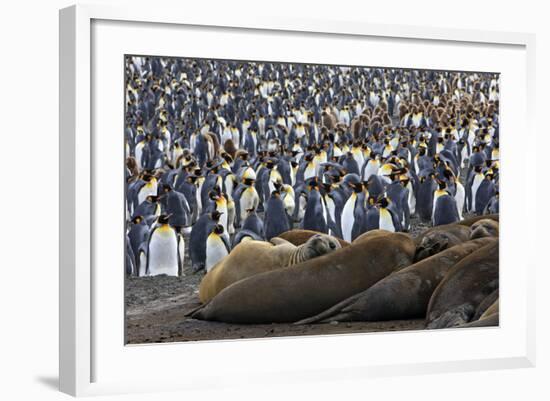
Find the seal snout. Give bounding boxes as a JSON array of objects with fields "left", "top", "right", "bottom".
[{"left": 308, "top": 234, "right": 341, "bottom": 258}]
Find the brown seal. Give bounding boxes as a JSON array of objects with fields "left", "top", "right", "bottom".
[
  {"left": 278, "top": 229, "right": 350, "bottom": 248},
  {"left": 457, "top": 213, "right": 499, "bottom": 227},
  {"left": 414, "top": 224, "right": 471, "bottom": 261},
  {"left": 188, "top": 233, "right": 416, "bottom": 323},
  {"left": 472, "top": 288, "right": 499, "bottom": 320},
  {"left": 480, "top": 299, "right": 499, "bottom": 320},
  {"left": 469, "top": 219, "right": 499, "bottom": 239},
  {"left": 456, "top": 312, "right": 499, "bottom": 328},
  {"left": 198, "top": 234, "right": 341, "bottom": 303},
  {"left": 296, "top": 237, "right": 494, "bottom": 324},
  {"left": 353, "top": 229, "right": 393, "bottom": 242},
  {"left": 426, "top": 240, "right": 499, "bottom": 329}
]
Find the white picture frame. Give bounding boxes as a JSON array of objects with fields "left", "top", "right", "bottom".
[{"left": 59, "top": 4, "right": 536, "bottom": 397}]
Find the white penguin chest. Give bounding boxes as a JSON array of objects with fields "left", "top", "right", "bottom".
[
  {"left": 363, "top": 161, "right": 379, "bottom": 180},
  {"left": 325, "top": 195, "right": 336, "bottom": 222},
  {"left": 206, "top": 236, "right": 228, "bottom": 272},
  {"left": 304, "top": 164, "right": 316, "bottom": 180},
  {"left": 138, "top": 182, "right": 157, "bottom": 205},
  {"left": 379, "top": 208, "right": 395, "bottom": 232},
  {"left": 342, "top": 194, "right": 357, "bottom": 241},
  {"left": 471, "top": 175, "right": 484, "bottom": 209},
  {"left": 148, "top": 227, "right": 178, "bottom": 276},
  {"left": 241, "top": 187, "right": 258, "bottom": 211}
]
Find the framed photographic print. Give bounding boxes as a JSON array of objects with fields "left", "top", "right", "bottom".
[{"left": 59, "top": 4, "right": 536, "bottom": 397}]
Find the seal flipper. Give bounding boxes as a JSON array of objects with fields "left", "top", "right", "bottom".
[
  {"left": 293, "top": 291, "right": 365, "bottom": 325},
  {"left": 185, "top": 302, "right": 208, "bottom": 319},
  {"left": 269, "top": 237, "right": 292, "bottom": 246}
]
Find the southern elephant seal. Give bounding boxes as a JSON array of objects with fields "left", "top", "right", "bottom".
[
  {"left": 352, "top": 229, "right": 393, "bottom": 243},
  {"left": 456, "top": 312, "right": 499, "bottom": 328},
  {"left": 480, "top": 298, "right": 499, "bottom": 320},
  {"left": 296, "top": 237, "right": 495, "bottom": 325},
  {"left": 189, "top": 232, "right": 416, "bottom": 323},
  {"left": 457, "top": 213, "right": 499, "bottom": 227},
  {"left": 278, "top": 229, "right": 350, "bottom": 248},
  {"left": 469, "top": 218, "right": 499, "bottom": 240},
  {"left": 414, "top": 223, "right": 471, "bottom": 262},
  {"left": 472, "top": 288, "right": 499, "bottom": 321},
  {"left": 199, "top": 234, "right": 341, "bottom": 303},
  {"left": 426, "top": 240, "right": 499, "bottom": 329}
]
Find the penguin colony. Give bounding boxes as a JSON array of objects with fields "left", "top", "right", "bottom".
[{"left": 125, "top": 56, "right": 500, "bottom": 331}]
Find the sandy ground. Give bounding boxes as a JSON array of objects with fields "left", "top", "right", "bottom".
[
  {"left": 125, "top": 213, "right": 441, "bottom": 344},
  {"left": 125, "top": 273, "right": 425, "bottom": 344}
]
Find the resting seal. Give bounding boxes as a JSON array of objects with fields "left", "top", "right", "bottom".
[
  {"left": 472, "top": 288, "right": 499, "bottom": 320},
  {"left": 457, "top": 213, "right": 499, "bottom": 227},
  {"left": 469, "top": 219, "right": 499, "bottom": 239},
  {"left": 480, "top": 298, "right": 499, "bottom": 320},
  {"left": 426, "top": 240, "right": 499, "bottom": 329},
  {"left": 198, "top": 234, "right": 341, "bottom": 303},
  {"left": 414, "top": 223, "right": 471, "bottom": 261},
  {"left": 352, "top": 229, "right": 393, "bottom": 242},
  {"left": 456, "top": 312, "right": 499, "bottom": 328},
  {"left": 296, "top": 237, "right": 494, "bottom": 324},
  {"left": 278, "top": 229, "right": 350, "bottom": 248},
  {"left": 414, "top": 214, "right": 499, "bottom": 261},
  {"left": 189, "top": 232, "right": 416, "bottom": 323}
]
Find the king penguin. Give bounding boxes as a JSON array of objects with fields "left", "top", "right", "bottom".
[
  {"left": 264, "top": 187, "right": 291, "bottom": 240},
  {"left": 341, "top": 182, "right": 363, "bottom": 242},
  {"left": 432, "top": 181, "right": 460, "bottom": 226},
  {"left": 145, "top": 214, "right": 182, "bottom": 276},
  {"left": 189, "top": 210, "right": 221, "bottom": 272},
  {"left": 301, "top": 180, "right": 328, "bottom": 233},
  {"left": 377, "top": 196, "right": 402, "bottom": 232},
  {"left": 205, "top": 224, "right": 231, "bottom": 272},
  {"left": 127, "top": 215, "right": 149, "bottom": 275}
]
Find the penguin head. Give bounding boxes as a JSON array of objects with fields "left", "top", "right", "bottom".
[
  {"left": 210, "top": 210, "right": 223, "bottom": 222},
  {"left": 131, "top": 215, "right": 143, "bottom": 225},
  {"left": 352, "top": 182, "right": 363, "bottom": 193},
  {"left": 158, "top": 214, "right": 171, "bottom": 225},
  {"left": 377, "top": 196, "right": 390, "bottom": 208},
  {"left": 212, "top": 224, "right": 225, "bottom": 236},
  {"left": 321, "top": 182, "right": 332, "bottom": 193}
]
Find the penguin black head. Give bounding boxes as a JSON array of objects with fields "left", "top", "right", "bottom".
[
  {"left": 352, "top": 182, "right": 363, "bottom": 193},
  {"left": 321, "top": 182, "right": 332, "bottom": 193},
  {"left": 186, "top": 174, "right": 198, "bottom": 184},
  {"left": 212, "top": 224, "right": 225, "bottom": 235},
  {"left": 158, "top": 214, "right": 171, "bottom": 225},
  {"left": 308, "top": 180, "right": 319, "bottom": 191},
  {"left": 208, "top": 189, "right": 221, "bottom": 201},
  {"left": 377, "top": 196, "right": 390, "bottom": 208},
  {"left": 210, "top": 210, "right": 223, "bottom": 222},
  {"left": 437, "top": 180, "right": 447, "bottom": 190}
]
